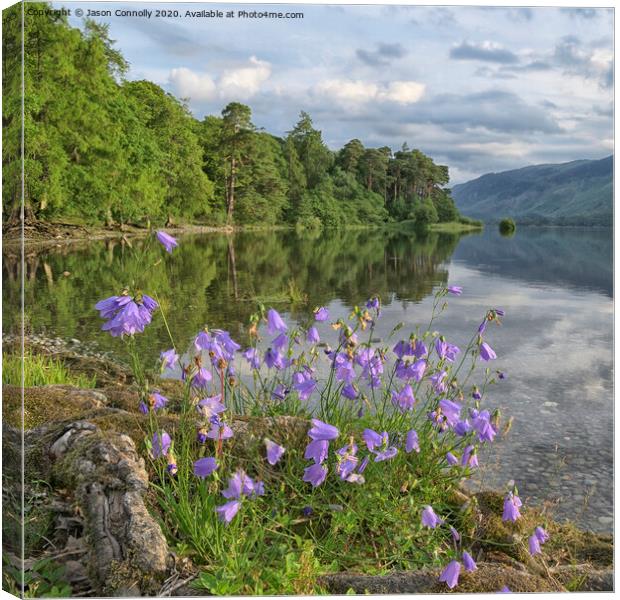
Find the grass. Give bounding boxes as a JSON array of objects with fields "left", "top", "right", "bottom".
[
  {"left": 3, "top": 352, "right": 96, "bottom": 388},
  {"left": 382, "top": 219, "right": 484, "bottom": 234},
  {"left": 428, "top": 221, "right": 484, "bottom": 233},
  {"left": 151, "top": 419, "right": 473, "bottom": 594}
]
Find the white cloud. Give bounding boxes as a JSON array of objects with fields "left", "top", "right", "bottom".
[
  {"left": 169, "top": 67, "right": 216, "bottom": 101},
  {"left": 314, "top": 79, "right": 378, "bottom": 105},
  {"left": 168, "top": 56, "right": 271, "bottom": 102},
  {"left": 314, "top": 79, "right": 425, "bottom": 107},
  {"left": 381, "top": 81, "right": 426, "bottom": 104},
  {"left": 219, "top": 56, "right": 272, "bottom": 99}
]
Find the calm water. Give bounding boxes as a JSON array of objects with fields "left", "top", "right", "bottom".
[{"left": 3, "top": 226, "right": 613, "bottom": 531}]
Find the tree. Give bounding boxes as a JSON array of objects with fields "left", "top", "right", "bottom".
[
  {"left": 287, "top": 112, "right": 333, "bottom": 189},
  {"left": 221, "top": 102, "right": 254, "bottom": 223},
  {"left": 3, "top": 4, "right": 466, "bottom": 229},
  {"left": 283, "top": 136, "right": 307, "bottom": 220},
  {"left": 338, "top": 139, "right": 365, "bottom": 174},
  {"left": 358, "top": 148, "right": 389, "bottom": 196},
  {"left": 433, "top": 191, "right": 459, "bottom": 223},
  {"left": 123, "top": 81, "right": 213, "bottom": 223},
  {"left": 412, "top": 199, "right": 439, "bottom": 229},
  {"left": 234, "top": 133, "right": 288, "bottom": 225}
]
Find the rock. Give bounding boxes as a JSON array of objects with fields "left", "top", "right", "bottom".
[
  {"left": 320, "top": 571, "right": 437, "bottom": 594},
  {"left": 552, "top": 565, "right": 613, "bottom": 591},
  {"left": 4, "top": 419, "right": 169, "bottom": 596},
  {"left": 3, "top": 385, "right": 108, "bottom": 429},
  {"left": 319, "top": 562, "right": 563, "bottom": 593}
]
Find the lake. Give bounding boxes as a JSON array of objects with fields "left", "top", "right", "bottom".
[{"left": 4, "top": 226, "right": 613, "bottom": 532}]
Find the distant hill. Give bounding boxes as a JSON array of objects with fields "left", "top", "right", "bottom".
[{"left": 452, "top": 156, "right": 613, "bottom": 226}]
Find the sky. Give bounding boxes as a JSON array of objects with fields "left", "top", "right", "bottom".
[{"left": 61, "top": 3, "right": 614, "bottom": 183}]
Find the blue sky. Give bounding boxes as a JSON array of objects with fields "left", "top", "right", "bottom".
[{"left": 61, "top": 3, "right": 613, "bottom": 183}]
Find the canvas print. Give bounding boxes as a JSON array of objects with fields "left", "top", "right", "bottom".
[{"left": 2, "top": 1, "right": 614, "bottom": 596}]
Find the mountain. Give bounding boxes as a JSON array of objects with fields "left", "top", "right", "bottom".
[{"left": 451, "top": 156, "right": 613, "bottom": 225}]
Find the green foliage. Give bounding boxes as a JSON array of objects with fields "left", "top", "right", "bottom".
[
  {"left": 287, "top": 111, "right": 334, "bottom": 189},
  {"left": 499, "top": 218, "right": 517, "bottom": 236},
  {"left": 3, "top": 2, "right": 467, "bottom": 230},
  {"left": 2, "top": 3, "right": 214, "bottom": 225},
  {"left": 411, "top": 199, "right": 439, "bottom": 229},
  {"left": 2, "top": 352, "right": 96, "bottom": 387},
  {"left": 3, "top": 556, "right": 72, "bottom": 598},
  {"left": 433, "top": 191, "right": 459, "bottom": 223}
]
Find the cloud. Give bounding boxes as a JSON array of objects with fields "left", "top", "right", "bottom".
[
  {"left": 509, "top": 60, "right": 552, "bottom": 73},
  {"left": 561, "top": 8, "right": 600, "bottom": 19},
  {"left": 169, "top": 67, "right": 216, "bottom": 101},
  {"left": 219, "top": 57, "right": 271, "bottom": 98},
  {"left": 506, "top": 7, "right": 533, "bottom": 21},
  {"left": 553, "top": 35, "right": 613, "bottom": 88},
  {"left": 474, "top": 36, "right": 611, "bottom": 88},
  {"left": 356, "top": 42, "right": 407, "bottom": 66},
  {"left": 126, "top": 18, "right": 215, "bottom": 58},
  {"left": 476, "top": 60, "right": 552, "bottom": 79},
  {"left": 349, "top": 89, "right": 563, "bottom": 136},
  {"left": 410, "top": 7, "right": 456, "bottom": 27},
  {"left": 313, "top": 79, "right": 425, "bottom": 107},
  {"left": 169, "top": 56, "right": 271, "bottom": 102},
  {"left": 450, "top": 41, "right": 519, "bottom": 64},
  {"left": 416, "top": 90, "right": 563, "bottom": 134},
  {"left": 474, "top": 66, "right": 517, "bottom": 80},
  {"left": 593, "top": 103, "right": 613, "bottom": 118}
]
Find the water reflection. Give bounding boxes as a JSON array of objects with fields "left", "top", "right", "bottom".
[
  {"left": 453, "top": 227, "right": 613, "bottom": 297},
  {"left": 4, "top": 228, "right": 462, "bottom": 362},
  {"left": 2, "top": 226, "right": 613, "bottom": 531}
]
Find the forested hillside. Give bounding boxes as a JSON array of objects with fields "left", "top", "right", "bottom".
[
  {"left": 3, "top": 3, "right": 466, "bottom": 229},
  {"left": 452, "top": 156, "right": 613, "bottom": 226}
]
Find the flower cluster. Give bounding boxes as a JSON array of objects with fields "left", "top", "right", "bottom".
[
  {"left": 95, "top": 293, "right": 158, "bottom": 337},
  {"left": 139, "top": 391, "right": 168, "bottom": 414},
  {"left": 502, "top": 489, "right": 523, "bottom": 523},
  {"left": 151, "top": 430, "right": 177, "bottom": 475},
  {"left": 196, "top": 394, "right": 233, "bottom": 444},
  {"left": 303, "top": 419, "right": 339, "bottom": 486},
  {"left": 421, "top": 505, "right": 477, "bottom": 589},
  {"left": 94, "top": 230, "right": 180, "bottom": 338},
  {"left": 216, "top": 470, "right": 265, "bottom": 523},
  {"left": 528, "top": 526, "right": 550, "bottom": 556},
  {"left": 96, "top": 243, "right": 524, "bottom": 589}
]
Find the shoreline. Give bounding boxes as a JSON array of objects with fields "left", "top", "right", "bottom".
[
  {"left": 2, "top": 220, "right": 467, "bottom": 251},
  {"left": 3, "top": 219, "right": 612, "bottom": 252},
  {"left": 1, "top": 222, "right": 294, "bottom": 251}
]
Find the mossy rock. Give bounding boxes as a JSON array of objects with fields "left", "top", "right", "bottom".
[
  {"left": 544, "top": 524, "right": 613, "bottom": 567},
  {"left": 473, "top": 491, "right": 613, "bottom": 569},
  {"left": 320, "top": 562, "right": 562, "bottom": 594},
  {"left": 3, "top": 384, "right": 108, "bottom": 429},
  {"left": 99, "top": 379, "right": 186, "bottom": 412},
  {"left": 445, "top": 562, "right": 561, "bottom": 592}
]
